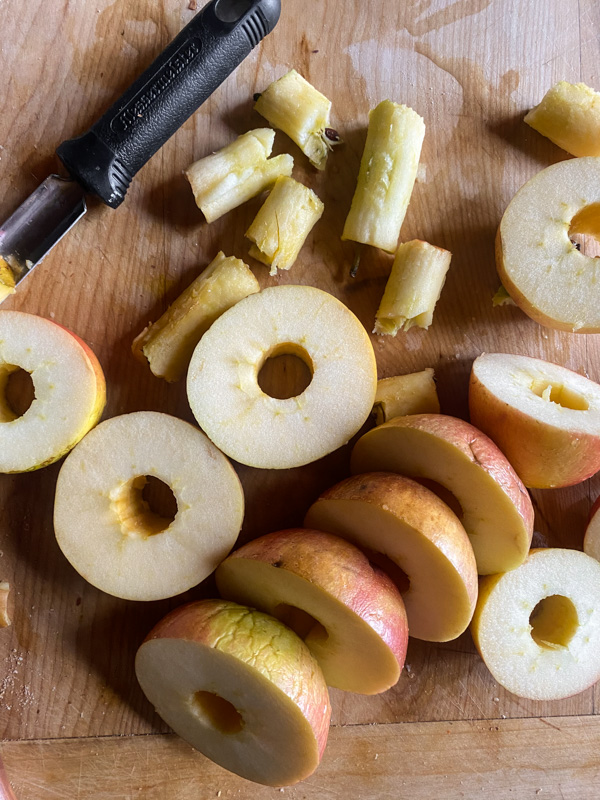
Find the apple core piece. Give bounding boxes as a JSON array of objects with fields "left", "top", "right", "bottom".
[
  {"left": 54, "top": 411, "right": 244, "bottom": 600},
  {"left": 0, "top": 310, "right": 105, "bottom": 472},
  {"left": 304, "top": 472, "right": 478, "bottom": 642},
  {"left": 496, "top": 157, "right": 600, "bottom": 332},
  {"left": 583, "top": 496, "right": 600, "bottom": 562},
  {"left": 351, "top": 414, "right": 534, "bottom": 575},
  {"left": 216, "top": 528, "right": 408, "bottom": 694},
  {"left": 187, "top": 285, "right": 377, "bottom": 469},
  {"left": 471, "top": 548, "right": 600, "bottom": 701},
  {"left": 135, "top": 599, "right": 331, "bottom": 786},
  {"left": 470, "top": 353, "right": 600, "bottom": 489}
]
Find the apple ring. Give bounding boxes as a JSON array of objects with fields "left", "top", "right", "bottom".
[
  {"left": 187, "top": 285, "right": 377, "bottom": 469},
  {"left": 497, "top": 157, "right": 600, "bottom": 332},
  {"left": 54, "top": 411, "right": 244, "bottom": 601},
  {"left": 471, "top": 548, "right": 600, "bottom": 700},
  {"left": 0, "top": 311, "right": 105, "bottom": 473}
]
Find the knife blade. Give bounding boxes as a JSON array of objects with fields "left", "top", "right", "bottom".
[{"left": 0, "top": 0, "right": 281, "bottom": 302}]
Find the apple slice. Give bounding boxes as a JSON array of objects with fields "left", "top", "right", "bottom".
[
  {"left": 187, "top": 285, "right": 377, "bottom": 469},
  {"left": 373, "top": 368, "right": 440, "bottom": 425},
  {"left": 216, "top": 528, "right": 408, "bottom": 694},
  {"left": 469, "top": 353, "right": 600, "bottom": 489},
  {"left": 304, "top": 473, "right": 477, "bottom": 642},
  {"left": 583, "top": 496, "right": 600, "bottom": 562},
  {"left": 135, "top": 599, "right": 331, "bottom": 786},
  {"left": 496, "top": 156, "right": 600, "bottom": 332},
  {"left": 351, "top": 414, "right": 534, "bottom": 575},
  {"left": 471, "top": 548, "right": 600, "bottom": 701},
  {"left": 54, "top": 411, "right": 244, "bottom": 601},
  {"left": 0, "top": 310, "right": 105, "bottom": 472}
]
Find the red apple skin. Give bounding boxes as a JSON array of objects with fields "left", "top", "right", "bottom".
[
  {"left": 143, "top": 599, "right": 331, "bottom": 760},
  {"left": 221, "top": 528, "right": 408, "bottom": 674},
  {"left": 469, "top": 368, "right": 600, "bottom": 489}
]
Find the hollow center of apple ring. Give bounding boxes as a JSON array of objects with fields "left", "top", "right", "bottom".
[
  {"left": 111, "top": 475, "right": 178, "bottom": 538},
  {"left": 569, "top": 202, "right": 600, "bottom": 258},
  {"left": 257, "top": 342, "right": 314, "bottom": 400},
  {"left": 189, "top": 690, "right": 244, "bottom": 734},
  {"left": 273, "top": 603, "right": 328, "bottom": 644},
  {"left": 529, "top": 594, "right": 579, "bottom": 650},
  {"left": 529, "top": 379, "right": 589, "bottom": 411},
  {"left": 0, "top": 364, "right": 35, "bottom": 422}
]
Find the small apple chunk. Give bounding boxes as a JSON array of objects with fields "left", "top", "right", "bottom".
[
  {"left": 135, "top": 599, "right": 331, "bottom": 786},
  {"left": 0, "top": 311, "right": 106, "bottom": 472},
  {"left": 216, "top": 529, "right": 408, "bottom": 694},
  {"left": 373, "top": 368, "right": 440, "bottom": 425},
  {"left": 524, "top": 81, "right": 600, "bottom": 158},
  {"left": 583, "top": 496, "right": 600, "bottom": 562},
  {"left": 496, "top": 157, "right": 600, "bottom": 332},
  {"left": 304, "top": 473, "right": 477, "bottom": 642},
  {"left": 187, "top": 285, "right": 377, "bottom": 469},
  {"left": 54, "top": 411, "right": 244, "bottom": 601},
  {"left": 469, "top": 353, "right": 600, "bottom": 489},
  {"left": 0, "top": 257, "right": 16, "bottom": 305},
  {"left": 471, "top": 548, "right": 600, "bottom": 701},
  {"left": 351, "top": 414, "right": 534, "bottom": 575}
]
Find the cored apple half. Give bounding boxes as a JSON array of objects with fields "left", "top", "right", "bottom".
[
  {"left": 136, "top": 599, "right": 331, "bottom": 786},
  {"left": 54, "top": 412, "right": 244, "bottom": 601},
  {"left": 472, "top": 548, "right": 600, "bottom": 700},
  {"left": 216, "top": 528, "right": 408, "bottom": 694},
  {"left": 0, "top": 310, "right": 105, "bottom": 472},
  {"left": 351, "top": 414, "right": 534, "bottom": 575},
  {"left": 470, "top": 352, "right": 600, "bottom": 489},
  {"left": 304, "top": 473, "right": 478, "bottom": 642}
]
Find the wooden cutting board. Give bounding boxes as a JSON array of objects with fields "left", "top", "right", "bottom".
[{"left": 0, "top": 0, "right": 599, "bottom": 796}]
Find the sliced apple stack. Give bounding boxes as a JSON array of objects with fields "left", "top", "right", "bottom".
[
  {"left": 136, "top": 599, "right": 331, "bottom": 786},
  {"left": 54, "top": 411, "right": 244, "bottom": 601},
  {"left": 187, "top": 285, "right": 377, "bottom": 469},
  {"left": 216, "top": 528, "right": 408, "bottom": 694},
  {"left": 351, "top": 414, "right": 534, "bottom": 575},
  {"left": 305, "top": 473, "right": 478, "bottom": 642},
  {"left": 496, "top": 156, "right": 600, "bottom": 332},
  {"left": 472, "top": 548, "right": 600, "bottom": 701},
  {"left": 0, "top": 310, "right": 106, "bottom": 473},
  {"left": 470, "top": 353, "right": 600, "bottom": 488}
]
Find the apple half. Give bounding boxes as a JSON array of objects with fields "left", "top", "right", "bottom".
[
  {"left": 351, "top": 414, "right": 534, "bottom": 575},
  {"left": 583, "top": 496, "right": 600, "bottom": 562},
  {"left": 135, "top": 599, "right": 331, "bottom": 786},
  {"left": 496, "top": 156, "right": 600, "bottom": 332},
  {"left": 471, "top": 548, "right": 600, "bottom": 701},
  {"left": 470, "top": 352, "right": 600, "bottom": 489},
  {"left": 304, "top": 473, "right": 478, "bottom": 642},
  {"left": 187, "top": 285, "right": 377, "bottom": 469},
  {"left": 0, "top": 310, "right": 105, "bottom": 472},
  {"left": 216, "top": 528, "right": 408, "bottom": 694},
  {"left": 54, "top": 411, "right": 244, "bottom": 601}
]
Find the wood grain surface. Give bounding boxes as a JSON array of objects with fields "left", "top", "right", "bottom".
[{"left": 0, "top": 0, "right": 600, "bottom": 796}]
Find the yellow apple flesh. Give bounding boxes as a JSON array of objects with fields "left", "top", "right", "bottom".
[
  {"left": 216, "top": 528, "right": 408, "bottom": 694},
  {"left": 583, "top": 496, "right": 600, "bottom": 562},
  {"left": 304, "top": 473, "right": 478, "bottom": 642},
  {"left": 136, "top": 599, "right": 331, "bottom": 786},
  {"left": 351, "top": 414, "right": 534, "bottom": 575}
]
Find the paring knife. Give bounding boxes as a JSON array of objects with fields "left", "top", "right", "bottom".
[{"left": 0, "top": 0, "right": 281, "bottom": 300}]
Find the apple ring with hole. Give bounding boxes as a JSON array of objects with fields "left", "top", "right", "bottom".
[
  {"left": 187, "top": 285, "right": 377, "bottom": 469},
  {"left": 0, "top": 310, "right": 106, "bottom": 473},
  {"left": 496, "top": 157, "right": 600, "bottom": 332},
  {"left": 471, "top": 548, "right": 600, "bottom": 701},
  {"left": 135, "top": 599, "right": 331, "bottom": 786},
  {"left": 54, "top": 411, "right": 244, "bottom": 601}
]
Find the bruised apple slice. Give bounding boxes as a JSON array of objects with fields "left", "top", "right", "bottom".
[
  {"left": 351, "top": 414, "right": 534, "bottom": 575},
  {"left": 471, "top": 549, "right": 600, "bottom": 701},
  {"left": 304, "top": 473, "right": 477, "bottom": 642},
  {"left": 470, "top": 353, "right": 600, "bottom": 489},
  {"left": 0, "top": 310, "right": 105, "bottom": 472},
  {"left": 496, "top": 157, "right": 600, "bottom": 332},
  {"left": 135, "top": 599, "right": 331, "bottom": 786},
  {"left": 583, "top": 496, "right": 600, "bottom": 562},
  {"left": 187, "top": 285, "right": 377, "bottom": 469},
  {"left": 54, "top": 412, "right": 244, "bottom": 601},
  {"left": 216, "top": 529, "right": 408, "bottom": 694}
]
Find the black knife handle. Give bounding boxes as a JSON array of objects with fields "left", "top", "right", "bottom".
[{"left": 56, "top": 0, "right": 280, "bottom": 208}]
